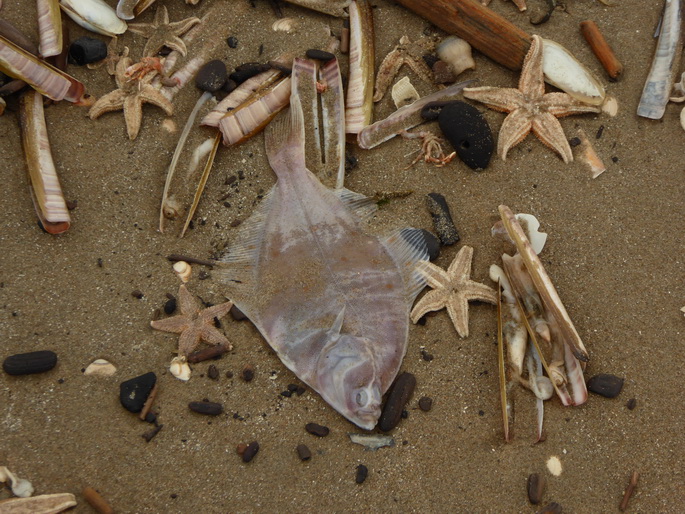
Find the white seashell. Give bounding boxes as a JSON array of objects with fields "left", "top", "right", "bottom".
[
  {"left": 170, "top": 356, "right": 191, "bottom": 381},
  {"left": 541, "top": 38, "right": 605, "bottom": 106},
  {"left": 515, "top": 214, "right": 547, "bottom": 255},
  {"left": 0, "top": 466, "right": 34, "bottom": 498},
  {"left": 391, "top": 76, "right": 420, "bottom": 109},
  {"left": 681, "top": 107, "right": 685, "bottom": 132},
  {"left": 162, "top": 196, "right": 182, "bottom": 220},
  {"left": 60, "top": 0, "right": 128, "bottom": 37},
  {"left": 436, "top": 36, "right": 475, "bottom": 77},
  {"left": 84, "top": 358, "right": 117, "bottom": 376},
  {"left": 272, "top": 18, "right": 298, "bottom": 33},
  {"left": 601, "top": 95, "right": 618, "bottom": 117},
  {"left": 173, "top": 260, "right": 191, "bottom": 282}
]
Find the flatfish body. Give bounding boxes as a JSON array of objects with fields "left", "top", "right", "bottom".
[{"left": 217, "top": 93, "right": 427, "bottom": 430}]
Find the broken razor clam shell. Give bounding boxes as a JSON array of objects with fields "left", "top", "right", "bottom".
[
  {"left": 345, "top": 0, "right": 374, "bottom": 134},
  {"left": 0, "top": 466, "right": 34, "bottom": 497},
  {"left": 392, "top": 76, "right": 420, "bottom": 109},
  {"left": 436, "top": 36, "right": 475, "bottom": 77},
  {"left": 0, "top": 493, "right": 77, "bottom": 513},
  {"left": 37, "top": 0, "right": 63, "bottom": 58},
  {"left": 541, "top": 38, "right": 605, "bottom": 106},
  {"left": 60, "top": 0, "right": 128, "bottom": 37},
  {"left": 348, "top": 433, "right": 395, "bottom": 449}
]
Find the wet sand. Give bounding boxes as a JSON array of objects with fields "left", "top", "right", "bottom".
[{"left": 1, "top": 0, "right": 684, "bottom": 512}]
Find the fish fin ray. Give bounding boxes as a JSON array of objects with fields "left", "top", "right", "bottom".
[
  {"left": 382, "top": 228, "right": 430, "bottom": 302},
  {"left": 265, "top": 81, "right": 306, "bottom": 172},
  {"left": 332, "top": 188, "right": 378, "bottom": 221}
]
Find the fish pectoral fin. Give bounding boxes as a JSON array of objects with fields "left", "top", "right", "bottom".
[
  {"left": 332, "top": 188, "right": 378, "bottom": 222},
  {"left": 382, "top": 228, "right": 431, "bottom": 302}
]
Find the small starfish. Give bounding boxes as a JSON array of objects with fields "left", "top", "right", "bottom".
[
  {"left": 127, "top": 5, "right": 200, "bottom": 57},
  {"left": 88, "top": 50, "right": 173, "bottom": 140},
  {"left": 410, "top": 246, "right": 497, "bottom": 338},
  {"left": 462, "top": 35, "right": 601, "bottom": 163},
  {"left": 373, "top": 35, "right": 436, "bottom": 103},
  {"left": 150, "top": 284, "right": 234, "bottom": 357},
  {"left": 87, "top": 37, "right": 121, "bottom": 75}
]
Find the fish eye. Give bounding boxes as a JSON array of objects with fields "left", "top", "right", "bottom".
[{"left": 356, "top": 390, "right": 368, "bottom": 407}]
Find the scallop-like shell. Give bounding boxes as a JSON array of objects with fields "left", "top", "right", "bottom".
[
  {"left": 391, "top": 76, "right": 419, "bottom": 109},
  {"left": 436, "top": 36, "right": 475, "bottom": 77},
  {"left": 272, "top": 18, "right": 298, "bottom": 33},
  {"left": 173, "top": 260, "right": 191, "bottom": 282},
  {"left": 541, "top": 38, "right": 605, "bottom": 106},
  {"left": 59, "top": 0, "right": 127, "bottom": 37},
  {"left": 170, "top": 356, "right": 191, "bottom": 381},
  {"left": 84, "top": 358, "right": 117, "bottom": 376}
]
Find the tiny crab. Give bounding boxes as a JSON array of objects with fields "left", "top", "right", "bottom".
[
  {"left": 125, "top": 56, "right": 164, "bottom": 81},
  {"left": 401, "top": 130, "right": 456, "bottom": 168}
]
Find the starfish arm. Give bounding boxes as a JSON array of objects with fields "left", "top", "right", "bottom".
[
  {"left": 155, "top": 5, "right": 170, "bottom": 25},
  {"left": 531, "top": 112, "right": 573, "bottom": 163},
  {"left": 199, "top": 326, "right": 232, "bottom": 348},
  {"left": 497, "top": 109, "right": 533, "bottom": 160},
  {"left": 178, "top": 284, "right": 201, "bottom": 315},
  {"left": 126, "top": 24, "right": 156, "bottom": 38},
  {"left": 178, "top": 326, "right": 202, "bottom": 356},
  {"left": 447, "top": 246, "right": 473, "bottom": 278},
  {"left": 138, "top": 85, "right": 174, "bottom": 115},
  {"left": 150, "top": 316, "right": 190, "bottom": 334},
  {"left": 417, "top": 261, "right": 451, "bottom": 289},
  {"left": 463, "top": 87, "right": 523, "bottom": 113},
  {"left": 373, "top": 52, "right": 404, "bottom": 102},
  {"left": 405, "top": 56, "right": 435, "bottom": 85},
  {"left": 200, "top": 301, "right": 234, "bottom": 323},
  {"left": 446, "top": 295, "right": 470, "bottom": 338},
  {"left": 519, "top": 35, "right": 545, "bottom": 97},
  {"left": 88, "top": 90, "right": 126, "bottom": 119},
  {"left": 142, "top": 36, "right": 166, "bottom": 57},
  {"left": 160, "top": 36, "right": 188, "bottom": 56},
  {"left": 541, "top": 92, "right": 602, "bottom": 117},
  {"left": 410, "top": 289, "right": 448, "bottom": 323},
  {"left": 123, "top": 95, "right": 144, "bottom": 140},
  {"left": 168, "top": 17, "right": 201, "bottom": 36},
  {"left": 463, "top": 282, "right": 498, "bottom": 304}
]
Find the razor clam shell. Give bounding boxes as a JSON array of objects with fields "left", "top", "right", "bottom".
[
  {"left": 37, "top": 0, "right": 63, "bottom": 58},
  {"left": 498, "top": 205, "right": 589, "bottom": 363},
  {"left": 344, "top": 0, "right": 374, "bottom": 134},
  {"left": 0, "top": 493, "right": 77, "bottom": 513},
  {"left": 19, "top": 90, "right": 71, "bottom": 233},
  {"left": 116, "top": 0, "right": 139, "bottom": 20},
  {"left": 0, "top": 35, "right": 86, "bottom": 103},
  {"left": 637, "top": 0, "right": 683, "bottom": 119},
  {"left": 318, "top": 58, "right": 346, "bottom": 188},
  {"left": 541, "top": 38, "right": 606, "bottom": 106},
  {"left": 283, "top": 0, "right": 350, "bottom": 17},
  {"left": 357, "top": 79, "right": 476, "bottom": 149},
  {"left": 59, "top": 0, "right": 127, "bottom": 37}
]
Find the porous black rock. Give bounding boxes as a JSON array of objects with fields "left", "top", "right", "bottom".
[
  {"left": 68, "top": 37, "right": 108, "bottom": 66},
  {"left": 438, "top": 101, "right": 494, "bottom": 170},
  {"left": 587, "top": 374, "right": 624, "bottom": 398},
  {"left": 119, "top": 372, "right": 157, "bottom": 413},
  {"left": 195, "top": 60, "right": 227, "bottom": 92},
  {"left": 425, "top": 193, "right": 459, "bottom": 246},
  {"left": 230, "top": 63, "right": 270, "bottom": 84},
  {"left": 3, "top": 350, "right": 58, "bottom": 375},
  {"left": 227, "top": 36, "right": 239, "bottom": 48}
]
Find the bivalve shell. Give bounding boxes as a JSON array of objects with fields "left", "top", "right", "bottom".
[
  {"left": 59, "top": 0, "right": 127, "bottom": 37},
  {"left": 436, "top": 36, "right": 475, "bottom": 77},
  {"left": 272, "top": 18, "right": 298, "bottom": 33},
  {"left": 84, "top": 358, "right": 117, "bottom": 376}
]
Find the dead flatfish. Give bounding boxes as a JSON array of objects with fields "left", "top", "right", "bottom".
[{"left": 217, "top": 63, "right": 428, "bottom": 430}]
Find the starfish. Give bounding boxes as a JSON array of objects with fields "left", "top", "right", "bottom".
[
  {"left": 88, "top": 49, "right": 173, "bottom": 140},
  {"left": 410, "top": 246, "right": 497, "bottom": 338},
  {"left": 462, "top": 35, "right": 601, "bottom": 163},
  {"left": 127, "top": 5, "right": 200, "bottom": 57},
  {"left": 150, "top": 284, "right": 234, "bottom": 357},
  {"left": 373, "top": 35, "right": 436, "bottom": 103}
]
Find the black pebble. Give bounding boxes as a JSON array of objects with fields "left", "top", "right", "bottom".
[
  {"left": 230, "top": 63, "right": 270, "bottom": 84},
  {"left": 131, "top": 290, "right": 144, "bottom": 299},
  {"left": 626, "top": 398, "right": 637, "bottom": 410},
  {"left": 355, "top": 464, "right": 369, "bottom": 484},
  {"left": 426, "top": 193, "right": 459, "bottom": 246},
  {"left": 378, "top": 372, "right": 416, "bottom": 432},
  {"left": 287, "top": 384, "right": 299, "bottom": 393},
  {"left": 119, "top": 372, "right": 157, "bottom": 413},
  {"left": 3, "top": 350, "right": 58, "bottom": 376},
  {"left": 241, "top": 364, "right": 255, "bottom": 382},
  {"left": 418, "top": 396, "right": 433, "bottom": 412},
  {"left": 280, "top": 390, "right": 292, "bottom": 398},
  {"left": 527, "top": 473, "right": 546, "bottom": 505},
  {"left": 296, "top": 444, "right": 312, "bottom": 461},
  {"left": 345, "top": 151, "right": 358, "bottom": 172},
  {"left": 189, "top": 401, "right": 224, "bottom": 416},
  {"left": 305, "top": 49, "right": 335, "bottom": 61},
  {"left": 438, "top": 101, "right": 493, "bottom": 170},
  {"left": 587, "top": 374, "right": 624, "bottom": 398},
  {"left": 227, "top": 36, "right": 239, "bottom": 48},
  {"left": 207, "top": 364, "right": 219, "bottom": 380},
  {"left": 305, "top": 422, "right": 330, "bottom": 437},
  {"left": 420, "top": 229, "right": 440, "bottom": 261},
  {"left": 242, "top": 441, "right": 259, "bottom": 462},
  {"left": 195, "top": 60, "right": 227, "bottom": 92},
  {"left": 68, "top": 37, "right": 108, "bottom": 66},
  {"left": 164, "top": 297, "right": 177, "bottom": 315}
]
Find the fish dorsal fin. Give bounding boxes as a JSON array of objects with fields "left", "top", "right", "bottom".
[
  {"left": 265, "top": 89, "right": 306, "bottom": 172},
  {"left": 381, "top": 228, "right": 430, "bottom": 302},
  {"left": 332, "top": 187, "right": 377, "bottom": 221},
  {"left": 329, "top": 306, "right": 345, "bottom": 338}
]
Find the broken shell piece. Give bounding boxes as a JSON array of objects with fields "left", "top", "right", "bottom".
[
  {"left": 436, "top": 36, "right": 475, "bottom": 77},
  {"left": 575, "top": 128, "right": 606, "bottom": 178},
  {"left": 681, "top": 107, "right": 685, "bottom": 132},
  {"left": 541, "top": 38, "right": 605, "bottom": 106},
  {"left": 173, "top": 260, "right": 191, "bottom": 282},
  {"left": 272, "top": 18, "right": 298, "bottom": 33},
  {"left": 0, "top": 466, "right": 34, "bottom": 498},
  {"left": 84, "top": 358, "right": 117, "bottom": 376},
  {"left": 391, "top": 76, "right": 419, "bottom": 109},
  {"left": 516, "top": 214, "right": 547, "bottom": 255},
  {"left": 348, "top": 433, "right": 395, "bottom": 449},
  {"left": 0, "top": 493, "right": 77, "bottom": 513},
  {"left": 670, "top": 72, "right": 685, "bottom": 102},
  {"left": 170, "top": 355, "right": 191, "bottom": 381},
  {"left": 601, "top": 95, "right": 618, "bottom": 117}
]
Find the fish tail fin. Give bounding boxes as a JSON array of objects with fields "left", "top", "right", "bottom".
[{"left": 265, "top": 83, "right": 307, "bottom": 174}]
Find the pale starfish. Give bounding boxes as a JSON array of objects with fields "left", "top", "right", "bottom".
[
  {"left": 127, "top": 5, "right": 200, "bottom": 57},
  {"left": 462, "top": 35, "right": 601, "bottom": 163},
  {"left": 88, "top": 49, "right": 173, "bottom": 140},
  {"left": 373, "top": 35, "right": 436, "bottom": 103},
  {"left": 410, "top": 246, "right": 497, "bottom": 338},
  {"left": 150, "top": 284, "right": 234, "bottom": 357}
]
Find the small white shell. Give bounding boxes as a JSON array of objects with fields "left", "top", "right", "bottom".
[
  {"left": 173, "top": 260, "right": 191, "bottom": 282},
  {"left": 515, "top": 214, "right": 547, "bottom": 255},
  {"left": 272, "top": 18, "right": 298, "bottom": 33},
  {"left": 391, "top": 76, "right": 420, "bottom": 109},
  {"left": 601, "top": 96, "right": 618, "bottom": 117},
  {"left": 0, "top": 466, "right": 34, "bottom": 498},
  {"left": 60, "top": 0, "right": 128, "bottom": 37},
  {"left": 170, "top": 356, "right": 191, "bottom": 381},
  {"left": 84, "top": 358, "right": 117, "bottom": 376},
  {"left": 681, "top": 107, "right": 685, "bottom": 132},
  {"left": 436, "top": 36, "right": 475, "bottom": 77}
]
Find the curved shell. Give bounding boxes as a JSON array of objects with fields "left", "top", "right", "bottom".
[
  {"left": 437, "top": 36, "right": 475, "bottom": 77},
  {"left": 391, "top": 76, "right": 419, "bottom": 108},
  {"left": 60, "top": 0, "right": 127, "bottom": 37}
]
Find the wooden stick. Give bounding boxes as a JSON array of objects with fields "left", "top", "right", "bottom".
[
  {"left": 619, "top": 471, "right": 639, "bottom": 511},
  {"left": 580, "top": 20, "right": 623, "bottom": 80},
  {"left": 394, "top": 0, "right": 531, "bottom": 71},
  {"left": 82, "top": 487, "right": 114, "bottom": 514}
]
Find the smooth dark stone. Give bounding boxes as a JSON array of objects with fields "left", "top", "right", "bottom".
[
  {"left": 207, "top": 364, "right": 219, "bottom": 380},
  {"left": 280, "top": 390, "right": 292, "bottom": 398},
  {"left": 189, "top": 401, "right": 223, "bottom": 416},
  {"left": 195, "top": 60, "right": 227, "bottom": 92},
  {"left": 418, "top": 396, "right": 433, "bottom": 412},
  {"left": 3, "top": 350, "right": 57, "bottom": 375},
  {"left": 438, "top": 101, "right": 494, "bottom": 170},
  {"left": 119, "top": 372, "right": 157, "bottom": 413},
  {"left": 241, "top": 364, "right": 254, "bottom": 381},
  {"left": 296, "top": 444, "right": 312, "bottom": 461},
  {"left": 537, "top": 502, "right": 562, "bottom": 514},
  {"left": 164, "top": 297, "right": 177, "bottom": 315},
  {"left": 528, "top": 473, "right": 546, "bottom": 505},
  {"left": 355, "top": 464, "right": 369, "bottom": 484},
  {"left": 426, "top": 193, "right": 460, "bottom": 245},
  {"left": 227, "top": 36, "right": 239, "bottom": 48},
  {"left": 230, "top": 63, "right": 270, "bottom": 84},
  {"left": 626, "top": 398, "right": 637, "bottom": 410},
  {"left": 305, "top": 422, "right": 330, "bottom": 437},
  {"left": 268, "top": 60, "right": 292, "bottom": 75},
  {"left": 378, "top": 372, "right": 416, "bottom": 431},
  {"left": 305, "top": 49, "right": 335, "bottom": 61},
  {"left": 420, "top": 229, "right": 440, "bottom": 261},
  {"left": 68, "top": 37, "right": 107, "bottom": 66},
  {"left": 587, "top": 374, "right": 624, "bottom": 398},
  {"left": 242, "top": 441, "right": 259, "bottom": 462}
]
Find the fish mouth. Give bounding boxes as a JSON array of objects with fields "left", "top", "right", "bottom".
[{"left": 353, "top": 405, "right": 381, "bottom": 430}]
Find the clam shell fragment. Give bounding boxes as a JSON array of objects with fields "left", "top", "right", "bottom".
[
  {"left": 391, "top": 76, "right": 420, "bottom": 109},
  {"left": 436, "top": 36, "right": 475, "bottom": 77},
  {"left": 59, "top": 0, "right": 127, "bottom": 37},
  {"left": 84, "top": 359, "right": 117, "bottom": 376}
]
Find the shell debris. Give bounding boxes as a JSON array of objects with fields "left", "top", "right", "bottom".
[
  {"left": 546, "top": 455, "right": 563, "bottom": 476},
  {"left": 84, "top": 359, "right": 117, "bottom": 376},
  {"left": 272, "top": 18, "right": 298, "bottom": 33},
  {"left": 173, "top": 260, "right": 191, "bottom": 282},
  {"left": 391, "top": 76, "right": 420, "bottom": 109},
  {"left": 436, "top": 36, "right": 475, "bottom": 77}
]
